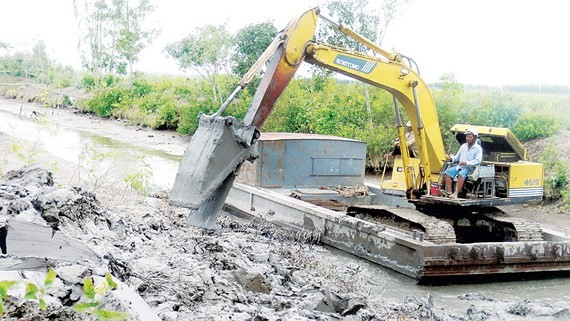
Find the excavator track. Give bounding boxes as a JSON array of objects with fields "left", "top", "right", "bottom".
[
  {"left": 348, "top": 204, "right": 543, "bottom": 244},
  {"left": 414, "top": 198, "right": 544, "bottom": 242},
  {"left": 347, "top": 205, "right": 457, "bottom": 244},
  {"left": 481, "top": 209, "right": 543, "bottom": 241}
]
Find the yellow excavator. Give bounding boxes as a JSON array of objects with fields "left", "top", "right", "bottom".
[{"left": 170, "top": 7, "right": 544, "bottom": 233}]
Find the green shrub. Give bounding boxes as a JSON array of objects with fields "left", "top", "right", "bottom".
[
  {"left": 80, "top": 74, "right": 121, "bottom": 91},
  {"left": 562, "top": 189, "right": 570, "bottom": 211},
  {"left": 87, "top": 87, "right": 129, "bottom": 117},
  {"left": 48, "top": 66, "right": 75, "bottom": 88},
  {"left": 155, "top": 102, "right": 179, "bottom": 129},
  {"left": 539, "top": 142, "right": 568, "bottom": 201},
  {"left": 62, "top": 95, "right": 73, "bottom": 107},
  {"left": 147, "top": 91, "right": 179, "bottom": 129},
  {"left": 138, "top": 91, "right": 163, "bottom": 113},
  {"left": 262, "top": 79, "right": 318, "bottom": 133},
  {"left": 512, "top": 93, "right": 570, "bottom": 131},
  {"left": 177, "top": 97, "right": 217, "bottom": 134},
  {"left": 225, "top": 87, "right": 253, "bottom": 120},
  {"left": 432, "top": 74, "right": 464, "bottom": 145},
  {"left": 81, "top": 74, "right": 96, "bottom": 90},
  {"left": 174, "top": 85, "right": 193, "bottom": 99},
  {"left": 75, "top": 98, "right": 90, "bottom": 112},
  {"left": 72, "top": 72, "right": 567, "bottom": 176},
  {"left": 132, "top": 78, "right": 154, "bottom": 97},
  {"left": 462, "top": 91, "right": 522, "bottom": 128},
  {"left": 513, "top": 112, "right": 560, "bottom": 141},
  {"left": 103, "top": 74, "right": 121, "bottom": 87}
]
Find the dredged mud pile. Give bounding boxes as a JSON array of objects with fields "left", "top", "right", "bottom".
[{"left": 1, "top": 165, "right": 570, "bottom": 320}]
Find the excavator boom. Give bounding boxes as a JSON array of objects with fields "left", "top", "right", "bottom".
[{"left": 303, "top": 44, "right": 446, "bottom": 175}]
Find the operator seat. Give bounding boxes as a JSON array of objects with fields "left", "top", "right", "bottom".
[{"left": 464, "top": 139, "right": 495, "bottom": 198}]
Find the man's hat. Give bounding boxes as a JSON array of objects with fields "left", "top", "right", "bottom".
[
  {"left": 465, "top": 128, "right": 478, "bottom": 136},
  {"left": 406, "top": 120, "right": 412, "bottom": 127}
]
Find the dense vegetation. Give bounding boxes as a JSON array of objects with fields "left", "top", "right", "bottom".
[
  {"left": 1, "top": 50, "right": 569, "bottom": 161},
  {"left": 2, "top": 66, "right": 569, "bottom": 203}
]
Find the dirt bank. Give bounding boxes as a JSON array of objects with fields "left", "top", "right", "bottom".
[
  {"left": 1, "top": 165, "right": 459, "bottom": 320},
  {"left": 0, "top": 97, "right": 189, "bottom": 157},
  {"left": 4, "top": 165, "right": 569, "bottom": 321}
]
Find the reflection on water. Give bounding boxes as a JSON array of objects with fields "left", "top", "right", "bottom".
[{"left": 0, "top": 109, "right": 181, "bottom": 189}]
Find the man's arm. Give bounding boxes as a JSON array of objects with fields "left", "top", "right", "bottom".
[{"left": 451, "top": 145, "right": 464, "bottom": 163}]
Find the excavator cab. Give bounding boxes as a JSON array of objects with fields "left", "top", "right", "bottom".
[{"left": 417, "top": 124, "right": 543, "bottom": 207}]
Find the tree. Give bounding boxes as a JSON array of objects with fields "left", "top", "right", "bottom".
[
  {"left": 433, "top": 73, "right": 463, "bottom": 147},
  {"left": 320, "top": 0, "right": 411, "bottom": 54},
  {"left": 0, "top": 41, "right": 52, "bottom": 81},
  {"left": 165, "top": 25, "right": 234, "bottom": 103},
  {"left": 0, "top": 52, "right": 29, "bottom": 77},
  {"left": 73, "top": 0, "right": 157, "bottom": 84},
  {"left": 110, "top": 0, "right": 158, "bottom": 79},
  {"left": 320, "top": 0, "right": 380, "bottom": 52},
  {"left": 232, "top": 21, "right": 277, "bottom": 78},
  {"left": 319, "top": 0, "right": 381, "bottom": 125},
  {"left": 376, "top": 0, "right": 411, "bottom": 45},
  {"left": 31, "top": 41, "right": 50, "bottom": 80},
  {"left": 73, "top": 0, "right": 113, "bottom": 83}
]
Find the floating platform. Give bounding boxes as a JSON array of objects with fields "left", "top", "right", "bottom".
[{"left": 225, "top": 133, "right": 570, "bottom": 284}]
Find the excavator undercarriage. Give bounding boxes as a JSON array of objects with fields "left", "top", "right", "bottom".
[{"left": 347, "top": 204, "right": 543, "bottom": 245}]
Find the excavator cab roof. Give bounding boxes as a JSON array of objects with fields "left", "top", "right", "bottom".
[{"left": 450, "top": 124, "right": 527, "bottom": 162}]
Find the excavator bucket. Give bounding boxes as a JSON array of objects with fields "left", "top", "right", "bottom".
[
  {"left": 170, "top": 114, "right": 259, "bottom": 211},
  {"left": 169, "top": 45, "right": 302, "bottom": 229},
  {"left": 168, "top": 9, "right": 316, "bottom": 228},
  {"left": 168, "top": 46, "right": 300, "bottom": 228}
]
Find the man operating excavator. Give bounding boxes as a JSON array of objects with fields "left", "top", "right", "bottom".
[
  {"left": 443, "top": 128, "right": 483, "bottom": 199},
  {"left": 387, "top": 121, "right": 418, "bottom": 158}
]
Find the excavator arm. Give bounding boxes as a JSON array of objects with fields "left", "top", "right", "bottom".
[
  {"left": 245, "top": 7, "right": 446, "bottom": 194},
  {"left": 305, "top": 43, "right": 446, "bottom": 185}
]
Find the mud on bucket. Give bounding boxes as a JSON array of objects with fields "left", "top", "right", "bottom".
[{"left": 170, "top": 114, "right": 259, "bottom": 225}]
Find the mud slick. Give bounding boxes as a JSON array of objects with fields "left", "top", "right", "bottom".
[{"left": 1, "top": 166, "right": 569, "bottom": 320}]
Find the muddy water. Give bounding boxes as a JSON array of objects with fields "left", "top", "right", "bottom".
[
  {"left": 1, "top": 103, "right": 570, "bottom": 319},
  {"left": 324, "top": 247, "right": 570, "bottom": 318},
  {"left": 0, "top": 107, "right": 181, "bottom": 189}
]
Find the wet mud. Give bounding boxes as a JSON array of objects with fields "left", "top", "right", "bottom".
[{"left": 1, "top": 166, "right": 569, "bottom": 320}]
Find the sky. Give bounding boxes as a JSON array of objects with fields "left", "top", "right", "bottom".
[{"left": 1, "top": 0, "right": 569, "bottom": 87}]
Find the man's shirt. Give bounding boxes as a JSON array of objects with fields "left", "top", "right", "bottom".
[{"left": 451, "top": 142, "right": 482, "bottom": 168}]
